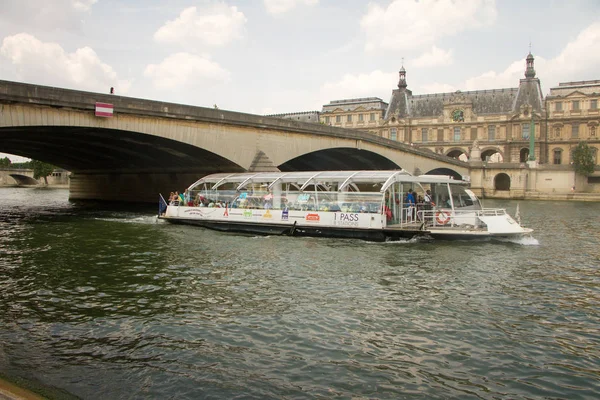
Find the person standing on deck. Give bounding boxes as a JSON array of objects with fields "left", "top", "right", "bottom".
[
  {"left": 423, "top": 189, "right": 434, "bottom": 224},
  {"left": 405, "top": 189, "right": 416, "bottom": 222}
]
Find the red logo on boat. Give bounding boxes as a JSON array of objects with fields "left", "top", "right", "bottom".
[{"left": 306, "top": 213, "right": 320, "bottom": 222}]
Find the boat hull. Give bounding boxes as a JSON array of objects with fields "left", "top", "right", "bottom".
[
  {"left": 160, "top": 215, "right": 425, "bottom": 242},
  {"left": 160, "top": 214, "right": 532, "bottom": 241}
]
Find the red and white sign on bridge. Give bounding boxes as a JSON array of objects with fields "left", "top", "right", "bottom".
[{"left": 95, "top": 102, "right": 114, "bottom": 117}]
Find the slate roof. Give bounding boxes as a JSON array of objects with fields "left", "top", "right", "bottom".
[
  {"left": 384, "top": 81, "right": 543, "bottom": 120},
  {"left": 385, "top": 88, "right": 520, "bottom": 120},
  {"left": 513, "top": 78, "right": 544, "bottom": 114}
]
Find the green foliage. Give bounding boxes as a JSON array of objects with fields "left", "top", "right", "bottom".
[
  {"left": 0, "top": 157, "right": 11, "bottom": 168},
  {"left": 572, "top": 142, "right": 596, "bottom": 176},
  {"left": 31, "top": 160, "right": 55, "bottom": 183},
  {"left": 10, "top": 161, "right": 32, "bottom": 169}
]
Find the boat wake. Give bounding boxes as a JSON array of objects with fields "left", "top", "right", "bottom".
[
  {"left": 94, "top": 216, "right": 164, "bottom": 224},
  {"left": 496, "top": 235, "right": 540, "bottom": 246},
  {"left": 378, "top": 236, "right": 424, "bottom": 245}
]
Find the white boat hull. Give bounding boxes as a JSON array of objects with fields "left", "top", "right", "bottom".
[{"left": 161, "top": 205, "right": 533, "bottom": 241}]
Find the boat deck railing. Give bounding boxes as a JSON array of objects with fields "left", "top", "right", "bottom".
[{"left": 390, "top": 206, "right": 510, "bottom": 230}]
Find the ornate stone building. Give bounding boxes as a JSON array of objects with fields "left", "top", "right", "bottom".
[
  {"left": 320, "top": 97, "right": 387, "bottom": 135},
  {"left": 317, "top": 53, "right": 599, "bottom": 172},
  {"left": 545, "top": 80, "right": 600, "bottom": 166},
  {"left": 372, "top": 53, "right": 547, "bottom": 165}
]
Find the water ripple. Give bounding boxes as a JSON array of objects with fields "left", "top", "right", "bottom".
[{"left": 0, "top": 192, "right": 599, "bottom": 399}]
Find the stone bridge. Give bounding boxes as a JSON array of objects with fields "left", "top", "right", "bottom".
[
  {"left": 0, "top": 80, "right": 468, "bottom": 202},
  {"left": 0, "top": 168, "right": 38, "bottom": 186}
]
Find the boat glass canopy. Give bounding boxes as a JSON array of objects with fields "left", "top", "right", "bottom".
[{"left": 187, "top": 170, "right": 464, "bottom": 193}]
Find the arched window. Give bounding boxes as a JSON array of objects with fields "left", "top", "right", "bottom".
[{"left": 520, "top": 148, "right": 529, "bottom": 162}]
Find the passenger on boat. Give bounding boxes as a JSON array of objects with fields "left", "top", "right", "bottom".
[
  {"left": 405, "top": 189, "right": 416, "bottom": 222},
  {"left": 382, "top": 205, "right": 392, "bottom": 221},
  {"left": 171, "top": 191, "right": 181, "bottom": 206},
  {"left": 423, "top": 190, "right": 434, "bottom": 223},
  {"left": 329, "top": 203, "right": 341, "bottom": 212}
]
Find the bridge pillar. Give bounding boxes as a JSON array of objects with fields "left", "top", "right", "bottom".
[{"left": 69, "top": 171, "right": 213, "bottom": 203}]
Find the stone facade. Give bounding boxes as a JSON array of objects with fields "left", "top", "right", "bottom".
[
  {"left": 545, "top": 80, "right": 600, "bottom": 167},
  {"left": 314, "top": 53, "right": 600, "bottom": 195},
  {"left": 375, "top": 53, "right": 548, "bottom": 165},
  {"left": 320, "top": 97, "right": 387, "bottom": 135}
]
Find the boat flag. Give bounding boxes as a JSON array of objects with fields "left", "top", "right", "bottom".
[
  {"left": 159, "top": 194, "right": 168, "bottom": 216},
  {"left": 95, "top": 102, "right": 114, "bottom": 117}
]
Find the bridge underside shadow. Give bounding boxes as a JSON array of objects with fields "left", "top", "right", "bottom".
[
  {"left": 280, "top": 148, "right": 399, "bottom": 171},
  {"left": 0, "top": 126, "right": 244, "bottom": 173}
]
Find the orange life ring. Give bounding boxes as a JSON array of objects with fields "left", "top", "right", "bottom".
[{"left": 435, "top": 210, "right": 450, "bottom": 225}]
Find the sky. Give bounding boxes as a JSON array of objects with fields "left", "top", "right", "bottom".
[{"left": 1, "top": 0, "right": 600, "bottom": 162}]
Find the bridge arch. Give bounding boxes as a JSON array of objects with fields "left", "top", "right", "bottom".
[
  {"left": 446, "top": 147, "right": 468, "bottom": 162},
  {"left": 8, "top": 174, "right": 39, "bottom": 185},
  {"left": 0, "top": 126, "right": 245, "bottom": 173},
  {"left": 279, "top": 148, "right": 400, "bottom": 171},
  {"left": 481, "top": 147, "right": 504, "bottom": 163},
  {"left": 423, "top": 167, "right": 463, "bottom": 180},
  {"left": 494, "top": 173, "right": 511, "bottom": 190}
]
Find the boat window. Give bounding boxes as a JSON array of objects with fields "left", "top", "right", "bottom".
[{"left": 449, "top": 185, "right": 481, "bottom": 209}]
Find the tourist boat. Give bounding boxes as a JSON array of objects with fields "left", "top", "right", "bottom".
[{"left": 159, "top": 170, "right": 533, "bottom": 241}]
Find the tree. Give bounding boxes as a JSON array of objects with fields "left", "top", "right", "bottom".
[
  {"left": 31, "top": 160, "right": 55, "bottom": 184},
  {"left": 10, "top": 161, "right": 32, "bottom": 169},
  {"left": 572, "top": 141, "right": 595, "bottom": 176},
  {"left": 0, "top": 157, "right": 11, "bottom": 168}
]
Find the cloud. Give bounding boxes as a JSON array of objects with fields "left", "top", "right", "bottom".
[
  {"left": 537, "top": 22, "right": 600, "bottom": 89},
  {"left": 0, "top": 0, "right": 97, "bottom": 31},
  {"left": 143, "top": 52, "right": 231, "bottom": 90},
  {"left": 420, "top": 82, "right": 457, "bottom": 94},
  {"left": 263, "top": 0, "right": 319, "bottom": 15},
  {"left": 413, "top": 46, "right": 454, "bottom": 68},
  {"left": 154, "top": 3, "right": 247, "bottom": 49},
  {"left": 463, "top": 59, "right": 525, "bottom": 90},
  {"left": 460, "top": 22, "right": 600, "bottom": 93},
  {"left": 320, "top": 70, "right": 396, "bottom": 104},
  {"left": 361, "top": 0, "right": 497, "bottom": 52},
  {"left": 0, "top": 33, "right": 130, "bottom": 93}
]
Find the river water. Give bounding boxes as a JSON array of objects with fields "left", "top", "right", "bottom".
[{"left": 0, "top": 187, "right": 598, "bottom": 399}]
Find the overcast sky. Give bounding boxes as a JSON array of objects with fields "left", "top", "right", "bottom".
[{"left": 1, "top": 0, "right": 600, "bottom": 162}]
